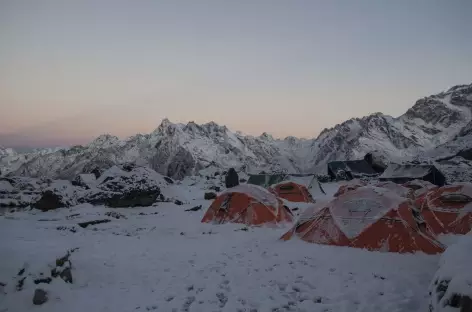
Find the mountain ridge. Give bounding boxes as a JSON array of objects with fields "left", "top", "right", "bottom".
[{"left": 1, "top": 82, "right": 471, "bottom": 179}]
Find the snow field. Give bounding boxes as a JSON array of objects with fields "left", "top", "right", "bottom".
[{"left": 1, "top": 196, "right": 440, "bottom": 312}]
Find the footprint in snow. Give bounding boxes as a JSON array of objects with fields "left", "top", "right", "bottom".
[{"left": 181, "top": 296, "right": 195, "bottom": 312}]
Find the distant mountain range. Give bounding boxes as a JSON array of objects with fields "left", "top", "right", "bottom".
[{"left": 1, "top": 83, "right": 471, "bottom": 180}]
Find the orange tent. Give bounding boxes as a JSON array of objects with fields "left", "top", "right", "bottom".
[
  {"left": 333, "top": 179, "right": 366, "bottom": 197},
  {"left": 201, "top": 184, "right": 293, "bottom": 226},
  {"left": 415, "top": 183, "right": 472, "bottom": 235},
  {"left": 269, "top": 181, "right": 314, "bottom": 203},
  {"left": 281, "top": 186, "right": 444, "bottom": 254}
]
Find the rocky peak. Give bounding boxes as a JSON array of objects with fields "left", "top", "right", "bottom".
[
  {"left": 88, "top": 134, "right": 121, "bottom": 149},
  {"left": 0, "top": 146, "right": 17, "bottom": 158},
  {"left": 259, "top": 132, "right": 274, "bottom": 141},
  {"left": 153, "top": 118, "right": 181, "bottom": 137}
]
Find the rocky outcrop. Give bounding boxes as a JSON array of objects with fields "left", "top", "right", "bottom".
[
  {"left": 82, "top": 165, "right": 162, "bottom": 208},
  {"left": 34, "top": 190, "right": 68, "bottom": 211}
]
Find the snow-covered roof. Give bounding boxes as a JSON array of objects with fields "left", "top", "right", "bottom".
[
  {"left": 380, "top": 164, "right": 435, "bottom": 179},
  {"left": 221, "top": 184, "right": 279, "bottom": 208}
]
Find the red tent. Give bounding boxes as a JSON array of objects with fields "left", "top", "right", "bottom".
[
  {"left": 202, "top": 184, "right": 293, "bottom": 226},
  {"left": 281, "top": 186, "right": 444, "bottom": 254},
  {"left": 415, "top": 183, "right": 472, "bottom": 235},
  {"left": 269, "top": 181, "right": 314, "bottom": 203}
]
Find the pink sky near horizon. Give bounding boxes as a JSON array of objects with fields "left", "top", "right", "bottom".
[{"left": 1, "top": 0, "right": 471, "bottom": 148}]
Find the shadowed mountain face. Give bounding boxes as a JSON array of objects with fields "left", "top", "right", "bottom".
[{"left": 1, "top": 83, "right": 471, "bottom": 179}]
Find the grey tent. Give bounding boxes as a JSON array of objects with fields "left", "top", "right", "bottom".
[
  {"left": 247, "top": 174, "right": 289, "bottom": 188},
  {"left": 327, "top": 160, "right": 378, "bottom": 181},
  {"left": 379, "top": 164, "right": 446, "bottom": 186}
]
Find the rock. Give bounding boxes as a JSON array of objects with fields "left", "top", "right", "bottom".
[
  {"left": 17, "top": 268, "right": 25, "bottom": 276},
  {"left": 60, "top": 267, "right": 73, "bottom": 283},
  {"left": 34, "top": 190, "right": 67, "bottom": 211},
  {"left": 16, "top": 277, "right": 26, "bottom": 291},
  {"left": 225, "top": 168, "right": 239, "bottom": 188},
  {"left": 55, "top": 252, "right": 71, "bottom": 267},
  {"left": 239, "top": 178, "right": 247, "bottom": 183},
  {"left": 185, "top": 205, "right": 202, "bottom": 212},
  {"left": 33, "top": 288, "right": 48, "bottom": 305},
  {"left": 78, "top": 219, "right": 111, "bottom": 228},
  {"left": 174, "top": 199, "right": 183, "bottom": 206},
  {"left": 105, "top": 211, "right": 126, "bottom": 219},
  {"left": 163, "top": 176, "right": 174, "bottom": 184},
  {"left": 85, "top": 166, "right": 161, "bottom": 208},
  {"left": 34, "top": 277, "right": 52, "bottom": 285},
  {"left": 364, "top": 151, "right": 388, "bottom": 173},
  {"left": 204, "top": 192, "right": 217, "bottom": 200},
  {"left": 209, "top": 185, "right": 221, "bottom": 192}
]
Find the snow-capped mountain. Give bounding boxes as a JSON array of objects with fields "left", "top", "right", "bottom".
[
  {"left": 0, "top": 120, "right": 309, "bottom": 179},
  {"left": 307, "top": 83, "right": 472, "bottom": 173},
  {"left": 1, "top": 83, "right": 471, "bottom": 179}
]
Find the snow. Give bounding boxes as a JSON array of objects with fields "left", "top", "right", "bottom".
[
  {"left": 77, "top": 174, "right": 96, "bottom": 187},
  {"left": 0, "top": 180, "right": 14, "bottom": 192},
  {"left": 0, "top": 199, "right": 440, "bottom": 312},
  {"left": 429, "top": 232, "right": 472, "bottom": 312},
  {"left": 380, "top": 164, "right": 432, "bottom": 179}
]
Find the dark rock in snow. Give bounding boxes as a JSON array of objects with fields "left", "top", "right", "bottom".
[
  {"left": 105, "top": 211, "right": 126, "bottom": 219},
  {"left": 16, "top": 277, "right": 26, "bottom": 291},
  {"left": 33, "top": 288, "right": 48, "bottom": 305},
  {"left": 204, "top": 192, "right": 217, "bottom": 200},
  {"left": 174, "top": 199, "right": 183, "bottom": 206},
  {"left": 209, "top": 185, "right": 221, "bottom": 192},
  {"left": 34, "top": 277, "right": 52, "bottom": 285},
  {"left": 84, "top": 166, "right": 161, "bottom": 208},
  {"left": 239, "top": 178, "right": 247, "bottom": 183},
  {"left": 17, "top": 268, "right": 25, "bottom": 276},
  {"left": 185, "top": 205, "right": 202, "bottom": 212},
  {"left": 78, "top": 219, "right": 111, "bottom": 228},
  {"left": 60, "top": 267, "right": 73, "bottom": 283},
  {"left": 34, "top": 190, "right": 67, "bottom": 211},
  {"left": 163, "top": 176, "right": 174, "bottom": 184}
]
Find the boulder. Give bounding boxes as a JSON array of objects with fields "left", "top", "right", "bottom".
[
  {"left": 163, "top": 176, "right": 174, "bottom": 184},
  {"left": 204, "top": 192, "right": 217, "bottom": 200},
  {"left": 34, "top": 190, "right": 67, "bottom": 211},
  {"left": 83, "top": 165, "right": 161, "bottom": 208},
  {"left": 33, "top": 288, "right": 48, "bottom": 305},
  {"left": 88, "top": 189, "right": 160, "bottom": 208}
]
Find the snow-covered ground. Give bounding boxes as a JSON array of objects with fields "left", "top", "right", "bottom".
[{"left": 0, "top": 180, "right": 450, "bottom": 312}]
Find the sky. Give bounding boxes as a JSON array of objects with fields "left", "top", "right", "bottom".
[{"left": 1, "top": 0, "right": 471, "bottom": 148}]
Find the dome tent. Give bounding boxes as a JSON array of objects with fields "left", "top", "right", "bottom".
[
  {"left": 269, "top": 181, "right": 314, "bottom": 203},
  {"left": 281, "top": 186, "right": 444, "bottom": 254},
  {"left": 201, "top": 184, "right": 293, "bottom": 226}
]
